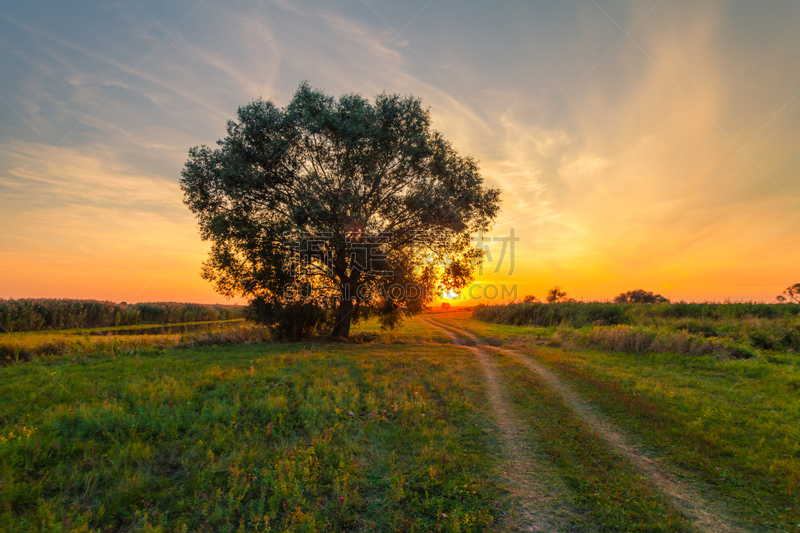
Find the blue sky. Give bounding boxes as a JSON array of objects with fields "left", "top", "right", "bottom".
[{"left": 1, "top": 0, "right": 799, "bottom": 303}]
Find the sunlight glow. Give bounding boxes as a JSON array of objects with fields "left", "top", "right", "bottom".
[{"left": 1, "top": 2, "right": 798, "bottom": 303}]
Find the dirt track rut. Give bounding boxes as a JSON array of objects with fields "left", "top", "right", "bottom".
[
  {"left": 423, "top": 318, "right": 570, "bottom": 532},
  {"left": 427, "top": 317, "right": 748, "bottom": 533}
]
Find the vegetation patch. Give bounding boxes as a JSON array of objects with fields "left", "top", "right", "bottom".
[
  {"left": 474, "top": 301, "right": 800, "bottom": 328},
  {"left": 0, "top": 299, "right": 243, "bottom": 333},
  {"left": 473, "top": 303, "right": 800, "bottom": 358},
  {"left": 0, "top": 337, "right": 512, "bottom": 532},
  {"left": 0, "top": 324, "right": 267, "bottom": 365}
]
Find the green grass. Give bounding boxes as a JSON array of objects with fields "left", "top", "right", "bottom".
[
  {"left": 445, "top": 312, "right": 800, "bottom": 531},
  {"left": 0, "top": 326, "right": 512, "bottom": 532}
]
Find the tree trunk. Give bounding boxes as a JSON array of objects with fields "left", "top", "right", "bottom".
[{"left": 331, "top": 298, "right": 354, "bottom": 339}]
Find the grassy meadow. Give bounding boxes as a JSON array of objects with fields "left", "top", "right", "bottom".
[
  {"left": 1, "top": 319, "right": 514, "bottom": 532},
  {"left": 451, "top": 307, "right": 800, "bottom": 530},
  {"left": 1, "top": 306, "right": 798, "bottom": 531}
]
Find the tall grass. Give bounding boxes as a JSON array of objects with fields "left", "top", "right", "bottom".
[
  {"left": 473, "top": 301, "right": 800, "bottom": 328},
  {"left": 561, "top": 325, "right": 758, "bottom": 359},
  {"left": 472, "top": 302, "right": 800, "bottom": 356},
  {"left": 0, "top": 323, "right": 269, "bottom": 364},
  {"left": 473, "top": 302, "right": 628, "bottom": 327},
  {"left": 0, "top": 299, "right": 244, "bottom": 333}
]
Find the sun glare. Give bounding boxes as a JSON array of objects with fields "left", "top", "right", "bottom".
[{"left": 442, "top": 289, "right": 459, "bottom": 301}]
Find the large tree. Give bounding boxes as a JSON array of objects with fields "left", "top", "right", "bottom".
[{"left": 181, "top": 82, "right": 500, "bottom": 338}]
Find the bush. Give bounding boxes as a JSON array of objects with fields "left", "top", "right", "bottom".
[{"left": 246, "top": 298, "right": 335, "bottom": 341}]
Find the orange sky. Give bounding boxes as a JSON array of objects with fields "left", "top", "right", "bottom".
[{"left": 1, "top": 1, "right": 799, "bottom": 305}]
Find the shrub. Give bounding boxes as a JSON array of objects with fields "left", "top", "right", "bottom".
[{"left": 246, "top": 298, "right": 335, "bottom": 341}]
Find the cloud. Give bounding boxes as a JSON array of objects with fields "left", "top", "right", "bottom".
[{"left": 1, "top": 0, "right": 800, "bottom": 303}]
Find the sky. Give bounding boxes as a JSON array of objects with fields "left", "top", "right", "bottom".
[{"left": 0, "top": 0, "right": 799, "bottom": 305}]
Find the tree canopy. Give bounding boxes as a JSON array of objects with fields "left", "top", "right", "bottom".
[
  {"left": 546, "top": 286, "right": 569, "bottom": 303},
  {"left": 776, "top": 283, "right": 800, "bottom": 304},
  {"left": 613, "top": 289, "right": 669, "bottom": 304},
  {"left": 181, "top": 82, "right": 500, "bottom": 338}
]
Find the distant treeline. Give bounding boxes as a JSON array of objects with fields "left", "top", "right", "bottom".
[
  {"left": 0, "top": 299, "right": 244, "bottom": 333},
  {"left": 473, "top": 301, "right": 800, "bottom": 328}
]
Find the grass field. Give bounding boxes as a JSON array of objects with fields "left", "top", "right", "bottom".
[
  {"left": 1, "top": 320, "right": 513, "bottom": 532},
  {"left": 438, "top": 311, "right": 800, "bottom": 531},
  {"left": 1, "top": 311, "right": 798, "bottom": 531}
]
